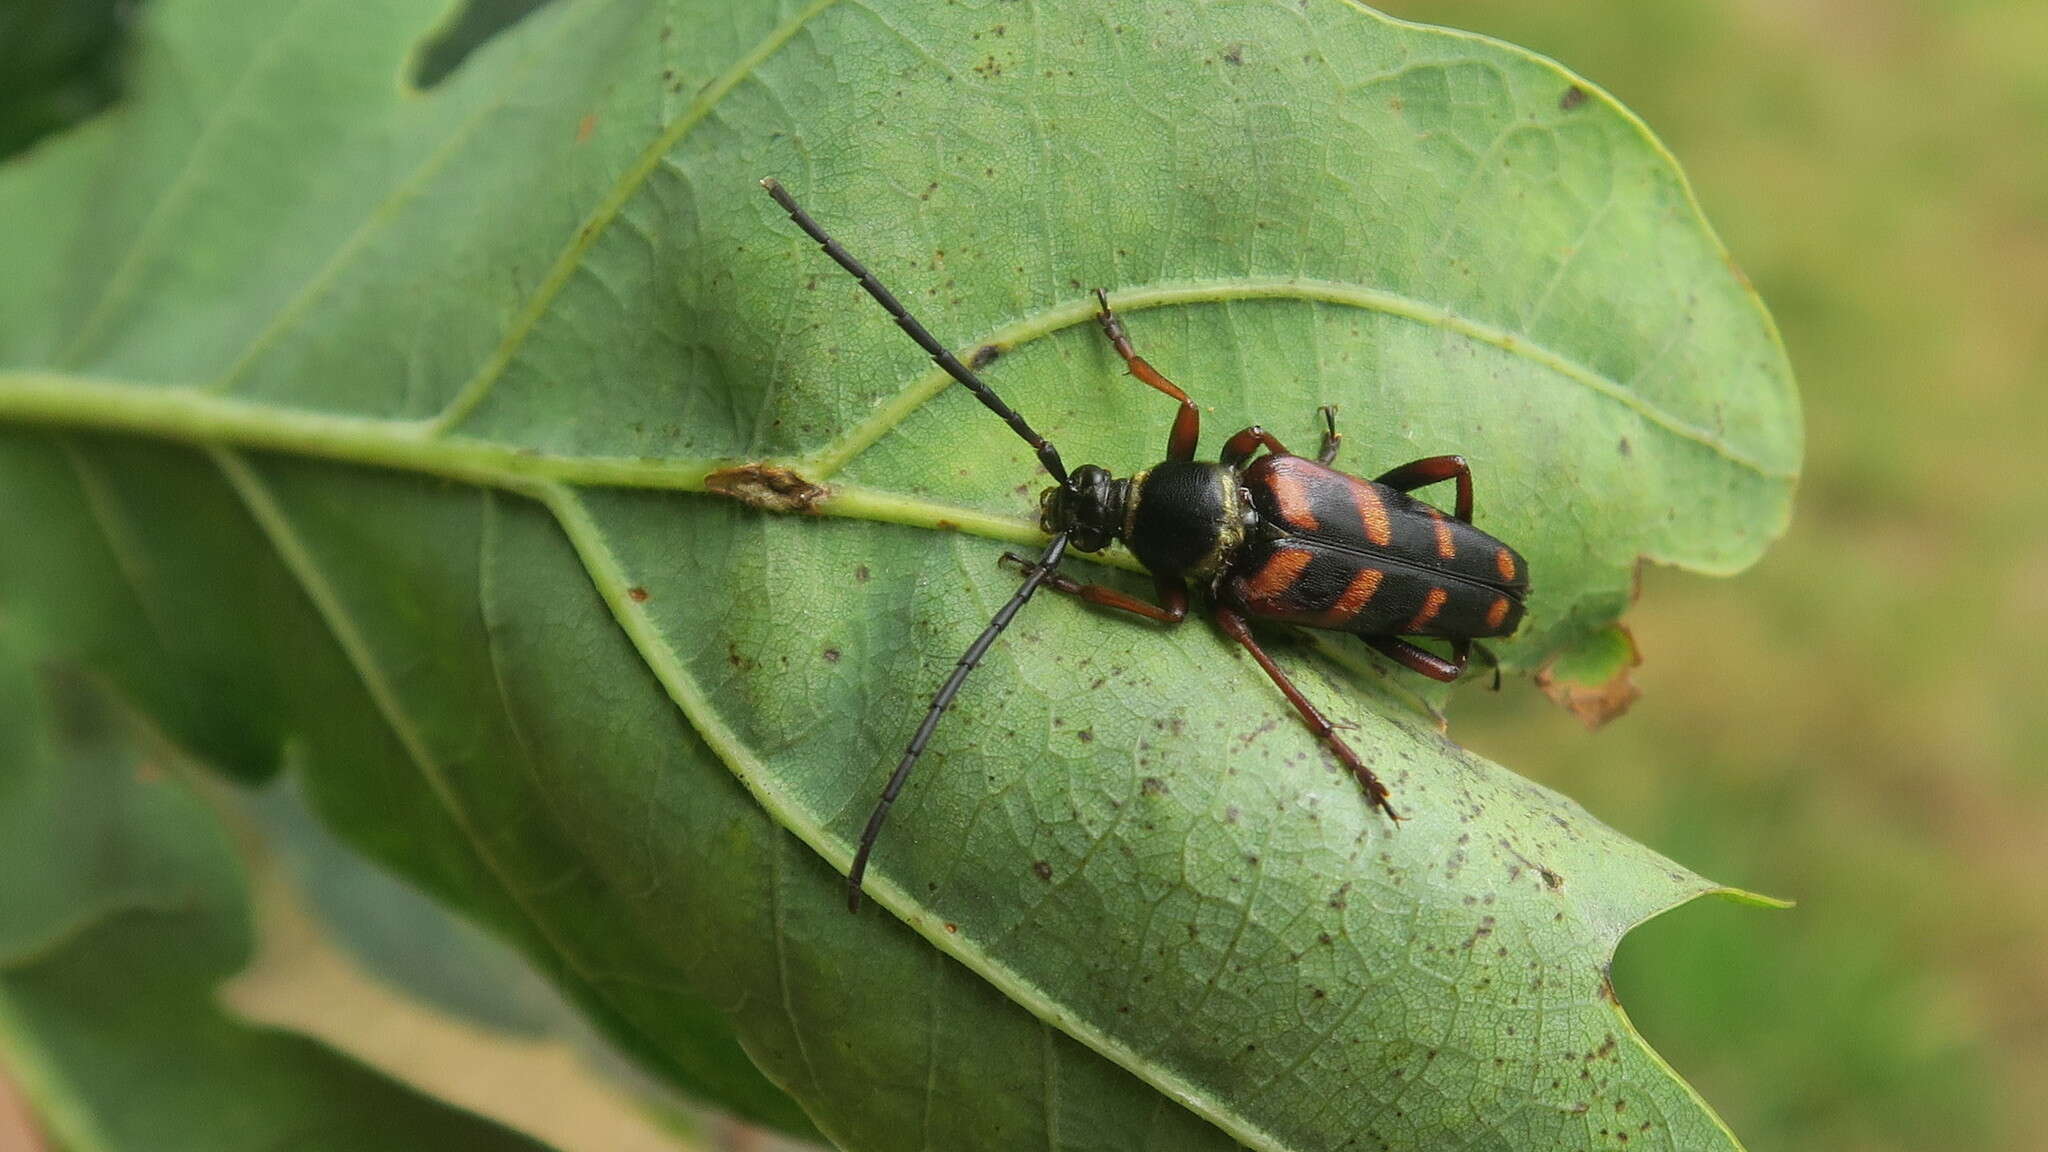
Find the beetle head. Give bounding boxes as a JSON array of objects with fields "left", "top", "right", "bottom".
[{"left": 1039, "top": 465, "right": 1126, "bottom": 553}]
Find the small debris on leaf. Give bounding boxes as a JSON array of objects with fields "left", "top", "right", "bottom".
[{"left": 704, "top": 463, "right": 827, "bottom": 513}]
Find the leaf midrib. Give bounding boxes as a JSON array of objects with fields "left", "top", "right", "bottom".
[{"left": 0, "top": 270, "right": 1794, "bottom": 562}]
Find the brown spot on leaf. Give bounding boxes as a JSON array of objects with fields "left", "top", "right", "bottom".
[
  {"left": 1560, "top": 85, "right": 1587, "bottom": 111},
  {"left": 822, "top": 646, "right": 841, "bottom": 663},
  {"left": 1222, "top": 43, "right": 1243, "bottom": 65},
  {"left": 627, "top": 586, "right": 650, "bottom": 603},
  {"left": 576, "top": 113, "right": 597, "bottom": 142},
  {"left": 725, "top": 641, "right": 755, "bottom": 671},
  {"left": 1031, "top": 860, "right": 1053, "bottom": 881},
  {"left": 1536, "top": 625, "right": 1643, "bottom": 729},
  {"left": 705, "top": 463, "right": 827, "bottom": 513},
  {"left": 968, "top": 344, "right": 1003, "bottom": 369}
]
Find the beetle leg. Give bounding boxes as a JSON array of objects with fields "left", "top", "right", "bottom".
[
  {"left": 1000, "top": 554, "right": 1188, "bottom": 624},
  {"left": 1095, "top": 288, "right": 1200, "bottom": 461},
  {"left": 1214, "top": 607, "right": 1399, "bottom": 820},
  {"left": 1367, "top": 636, "right": 1465, "bottom": 683},
  {"left": 1373, "top": 455, "right": 1474, "bottom": 523},
  {"left": 1219, "top": 425, "right": 1293, "bottom": 467},
  {"left": 1316, "top": 405, "right": 1342, "bottom": 465}
]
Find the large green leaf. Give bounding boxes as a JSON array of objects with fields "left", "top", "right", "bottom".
[
  {"left": 0, "top": 638, "right": 557, "bottom": 1152},
  {"left": 0, "top": 0, "right": 1799, "bottom": 1149},
  {"left": 0, "top": 0, "right": 127, "bottom": 159}
]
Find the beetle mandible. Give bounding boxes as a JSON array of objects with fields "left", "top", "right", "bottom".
[{"left": 760, "top": 180, "right": 1531, "bottom": 911}]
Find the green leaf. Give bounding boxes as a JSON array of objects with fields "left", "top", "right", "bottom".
[
  {"left": 0, "top": 640, "right": 557, "bottom": 1152},
  {"left": 0, "top": 0, "right": 128, "bottom": 160},
  {"left": 0, "top": 0, "right": 1799, "bottom": 1150},
  {"left": 222, "top": 774, "right": 756, "bottom": 1152}
]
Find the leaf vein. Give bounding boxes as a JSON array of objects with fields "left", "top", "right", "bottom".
[
  {"left": 52, "top": 437, "right": 176, "bottom": 650},
  {"left": 768, "top": 833, "right": 825, "bottom": 1095},
  {"left": 206, "top": 20, "right": 566, "bottom": 396},
  {"left": 207, "top": 449, "right": 702, "bottom": 1086},
  {"left": 804, "top": 277, "right": 1795, "bottom": 482},
  {"left": 426, "top": 0, "right": 847, "bottom": 437},
  {"left": 56, "top": 0, "right": 325, "bottom": 366}
]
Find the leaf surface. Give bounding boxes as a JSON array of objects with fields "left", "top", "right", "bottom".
[
  {"left": 0, "top": 643, "right": 558, "bottom": 1152},
  {"left": 0, "top": 0, "right": 1798, "bottom": 1149}
]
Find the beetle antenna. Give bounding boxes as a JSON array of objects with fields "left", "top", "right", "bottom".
[
  {"left": 847, "top": 531, "right": 1072, "bottom": 911},
  {"left": 761, "top": 178, "right": 1069, "bottom": 486}
]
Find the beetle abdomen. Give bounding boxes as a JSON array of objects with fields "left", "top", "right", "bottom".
[
  {"left": 1225, "top": 538, "right": 1525, "bottom": 638},
  {"left": 1245, "top": 454, "right": 1529, "bottom": 598}
]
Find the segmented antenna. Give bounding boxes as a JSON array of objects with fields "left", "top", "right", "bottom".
[
  {"left": 848, "top": 532, "right": 1072, "bottom": 910},
  {"left": 760, "top": 178, "right": 1069, "bottom": 485}
]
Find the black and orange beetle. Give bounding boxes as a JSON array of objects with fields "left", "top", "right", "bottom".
[{"left": 761, "top": 180, "right": 1530, "bottom": 909}]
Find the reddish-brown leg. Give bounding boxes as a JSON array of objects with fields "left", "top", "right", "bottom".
[
  {"left": 1213, "top": 607, "right": 1399, "bottom": 819},
  {"left": 1367, "top": 636, "right": 1466, "bottom": 682},
  {"left": 1374, "top": 455, "right": 1473, "bottom": 522},
  {"left": 1219, "top": 425, "right": 1293, "bottom": 468},
  {"left": 1316, "top": 405, "right": 1342, "bottom": 466},
  {"left": 1095, "top": 289, "right": 1200, "bottom": 461},
  {"left": 1001, "top": 554, "right": 1189, "bottom": 624}
]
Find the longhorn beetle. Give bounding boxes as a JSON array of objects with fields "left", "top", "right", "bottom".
[{"left": 760, "top": 179, "right": 1530, "bottom": 911}]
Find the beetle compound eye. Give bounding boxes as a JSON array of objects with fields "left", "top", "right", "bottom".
[{"left": 1038, "top": 486, "right": 1064, "bottom": 532}]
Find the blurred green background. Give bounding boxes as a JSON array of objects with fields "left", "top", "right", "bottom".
[
  {"left": 1374, "top": 1, "right": 2048, "bottom": 1149},
  {"left": 5, "top": 1, "right": 2043, "bottom": 1150}
]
